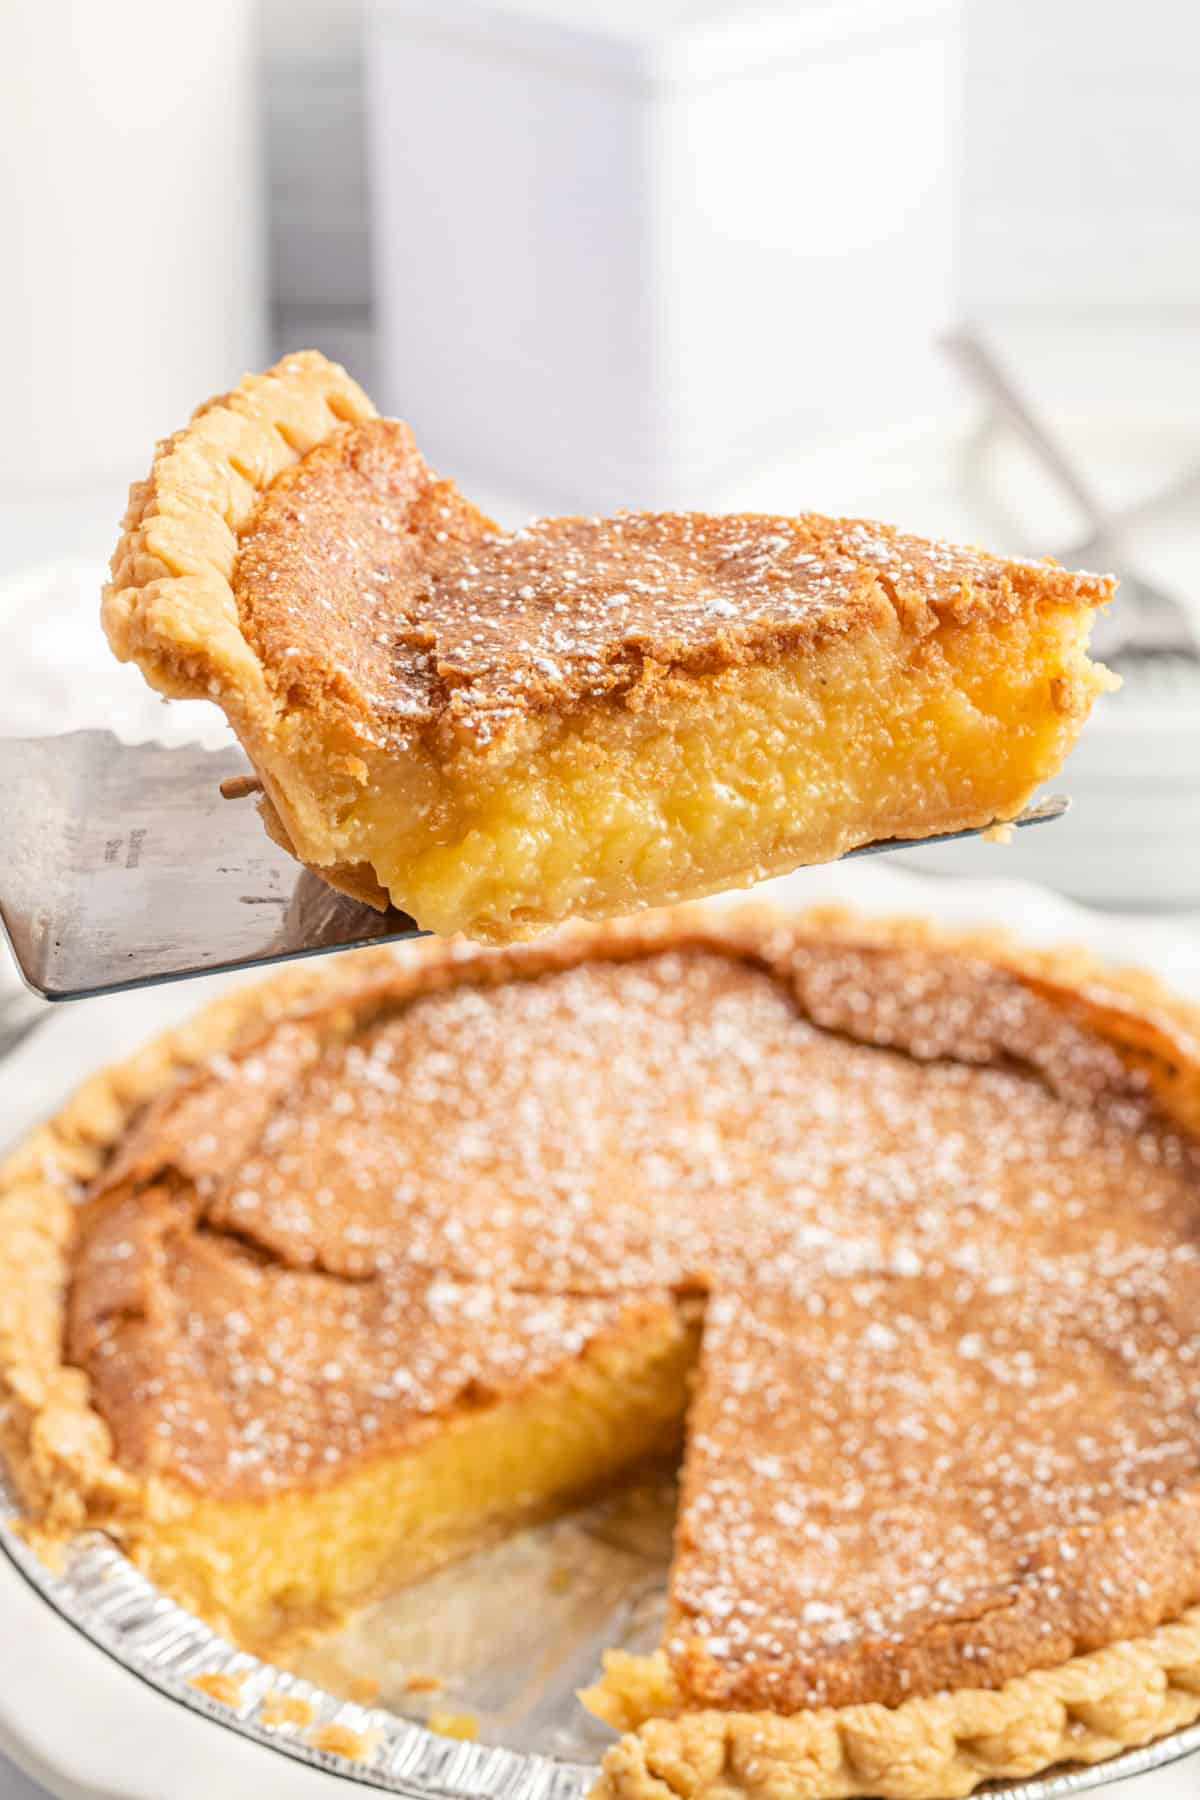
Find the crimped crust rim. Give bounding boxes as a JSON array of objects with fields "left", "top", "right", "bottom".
[
  {"left": 99, "top": 350, "right": 378, "bottom": 888},
  {"left": 3, "top": 904, "right": 1200, "bottom": 1800},
  {"left": 101, "top": 349, "right": 374, "bottom": 716},
  {"left": 588, "top": 1617, "right": 1200, "bottom": 1799}
]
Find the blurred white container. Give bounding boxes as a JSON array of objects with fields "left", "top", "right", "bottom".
[
  {"left": 0, "top": 0, "right": 266, "bottom": 494},
  {"left": 366, "top": 0, "right": 962, "bottom": 511},
  {"left": 261, "top": 0, "right": 371, "bottom": 319},
  {"left": 962, "top": 0, "right": 1200, "bottom": 311}
]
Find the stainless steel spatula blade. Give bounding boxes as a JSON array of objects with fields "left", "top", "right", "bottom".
[
  {"left": 0, "top": 731, "right": 1070, "bottom": 1002},
  {"left": 0, "top": 731, "right": 424, "bottom": 1001}
]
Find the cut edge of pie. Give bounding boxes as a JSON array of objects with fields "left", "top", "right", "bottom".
[
  {"left": 101, "top": 352, "right": 1118, "bottom": 943},
  {"left": 3, "top": 905, "right": 1200, "bottom": 1798}
]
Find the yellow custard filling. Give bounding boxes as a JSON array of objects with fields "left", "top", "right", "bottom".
[{"left": 267, "top": 605, "right": 1109, "bottom": 942}]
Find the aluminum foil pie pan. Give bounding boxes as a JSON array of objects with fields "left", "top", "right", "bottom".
[
  {"left": 4, "top": 868, "right": 1200, "bottom": 1798},
  {"left": 3, "top": 1464, "right": 1199, "bottom": 1800}
]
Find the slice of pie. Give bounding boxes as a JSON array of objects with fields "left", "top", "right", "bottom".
[
  {"left": 101, "top": 351, "right": 1116, "bottom": 943},
  {"left": 3, "top": 905, "right": 1200, "bottom": 1798}
]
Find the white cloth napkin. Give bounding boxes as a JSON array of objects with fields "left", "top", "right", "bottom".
[{"left": 0, "top": 557, "right": 234, "bottom": 749}]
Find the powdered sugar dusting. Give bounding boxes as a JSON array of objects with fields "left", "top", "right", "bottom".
[
  {"left": 673, "top": 1237, "right": 1200, "bottom": 1709},
  {"left": 233, "top": 419, "right": 1111, "bottom": 752},
  {"left": 71, "top": 1188, "right": 658, "bottom": 1494},
  {"left": 69, "top": 923, "right": 1200, "bottom": 1707},
  {"left": 208, "top": 945, "right": 1192, "bottom": 1299}
]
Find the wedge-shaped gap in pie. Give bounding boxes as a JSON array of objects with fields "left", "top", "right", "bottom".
[{"left": 9, "top": 908, "right": 1200, "bottom": 1797}]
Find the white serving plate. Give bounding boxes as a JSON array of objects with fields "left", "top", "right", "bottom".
[{"left": 2, "top": 864, "right": 1200, "bottom": 1799}]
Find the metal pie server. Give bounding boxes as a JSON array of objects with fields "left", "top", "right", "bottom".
[{"left": 0, "top": 730, "right": 1070, "bottom": 1001}]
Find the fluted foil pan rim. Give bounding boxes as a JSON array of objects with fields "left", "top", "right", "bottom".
[
  {"left": 0, "top": 1488, "right": 590, "bottom": 1798},
  {"left": 5, "top": 875, "right": 1200, "bottom": 1796},
  {"left": 3, "top": 1477, "right": 1199, "bottom": 1799}
]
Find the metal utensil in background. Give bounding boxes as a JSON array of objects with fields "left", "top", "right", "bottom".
[
  {"left": 943, "top": 329, "right": 1200, "bottom": 665},
  {"left": 0, "top": 988, "right": 49, "bottom": 1060},
  {"left": 0, "top": 730, "right": 1070, "bottom": 1002}
]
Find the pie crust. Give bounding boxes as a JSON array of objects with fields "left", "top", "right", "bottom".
[
  {"left": 3, "top": 910, "right": 1200, "bottom": 1800},
  {"left": 102, "top": 352, "right": 1115, "bottom": 942}
]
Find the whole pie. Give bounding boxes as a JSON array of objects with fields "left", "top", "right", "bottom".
[
  {"left": 3, "top": 904, "right": 1200, "bottom": 1798},
  {"left": 102, "top": 352, "right": 1115, "bottom": 943}
]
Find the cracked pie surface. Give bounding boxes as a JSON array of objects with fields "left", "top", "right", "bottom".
[
  {"left": 3, "top": 904, "right": 1200, "bottom": 1797},
  {"left": 103, "top": 352, "right": 1114, "bottom": 942}
]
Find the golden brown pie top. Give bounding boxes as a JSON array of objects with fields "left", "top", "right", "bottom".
[
  {"left": 236, "top": 417, "right": 1111, "bottom": 754},
  {"left": 674, "top": 1262, "right": 1200, "bottom": 1711},
  {"left": 65, "top": 911, "right": 1200, "bottom": 1710},
  {"left": 70, "top": 1184, "right": 663, "bottom": 1495}
]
